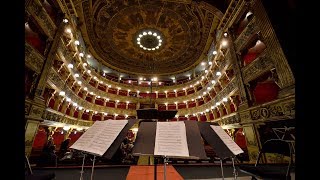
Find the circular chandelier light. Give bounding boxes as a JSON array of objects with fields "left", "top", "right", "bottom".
[{"left": 136, "top": 30, "right": 163, "bottom": 51}]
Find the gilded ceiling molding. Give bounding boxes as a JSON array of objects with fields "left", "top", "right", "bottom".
[{"left": 78, "top": 0, "right": 222, "bottom": 75}]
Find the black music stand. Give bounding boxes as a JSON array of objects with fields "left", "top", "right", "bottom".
[
  {"left": 132, "top": 120, "right": 207, "bottom": 180},
  {"left": 72, "top": 119, "right": 138, "bottom": 180},
  {"left": 136, "top": 108, "right": 178, "bottom": 180},
  {"left": 198, "top": 121, "right": 243, "bottom": 180}
]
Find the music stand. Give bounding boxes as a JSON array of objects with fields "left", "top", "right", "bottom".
[
  {"left": 198, "top": 121, "right": 243, "bottom": 180},
  {"left": 132, "top": 120, "right": 207, "bottom": 180},
  {"left": 71, "top": 119, "right": 138, "bottom": 180}
]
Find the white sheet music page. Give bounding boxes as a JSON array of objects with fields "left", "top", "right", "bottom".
[
  {"left": 210, "top": 125, "right": 244, "bottom": 155},
  {"left": 70, "top": 120, "right": 128, "bottom": 156},
  {"left": 154, "top": 121, "right": 189, "bottom": 157}
]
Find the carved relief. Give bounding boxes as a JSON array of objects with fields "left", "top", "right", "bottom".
[
  {"left": 249, "top": 97, "right": 295, "bottom": 121},
  {"left": 25, "top": 43, "right": 45, "bottom": 74},
  {"left": 25, "top": 103, "right": 31, "bottom": 115},
  {"left": 43, "top": 109, "right": 93, "bottom": 127},
  {"left": 242, "top": 54, "right": 274, "bottom": 83},
  {"left": 234, "top": 18, "right": 258, "bottom": 52},
  {"left": 29, "top": 105, "right": 45, "bottom": 118},
  {"left": 81, "top": 0, "right": 221, "bottom": 75},
  {"left": 27, "top": 0, "right": 56, "bottom": 38}
]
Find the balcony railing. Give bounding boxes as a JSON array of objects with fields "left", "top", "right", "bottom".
[
  {"left": 241, "top": 52, "right": 274, "bottom": 83},
  {"left": 25, "top": 42, "right": 45, "bottom": 74}
]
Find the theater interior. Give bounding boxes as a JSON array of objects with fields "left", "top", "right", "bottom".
[{"left": 25, "top": 0, "right": 296, "bottom": 179}]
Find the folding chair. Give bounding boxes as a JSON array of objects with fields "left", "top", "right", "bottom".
[{"left": 238, "top": 139, "right": 294, "bottom": 180}]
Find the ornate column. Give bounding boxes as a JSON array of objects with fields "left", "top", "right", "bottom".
[
  {"left": 211, "top": 109, "right": 218, "bottom": 119},
  {"left": 217, "top": 105, "right": 225, "bottom": 117},
  {"left": 196, "top": 114, "right": 201, "bottom": 121},
  {"left": 60, "top": 101, "right": 70, "bottom": 114},
  {"left": 88, "top": 111, "right": 93, "bottom": 121},
  {"left": 69, "top": 106, "right": 76, "bottom": 117},
  {"left": 205, "top": 112, "right": 210, "bottom": 122},
  {"left": 78, "top": 109, "right": 84, "bottom": 120},
  {"left": 91, "top": 95, "right": 96, "bottom": 103},
  {"left": 53, "top": 95, "right": 63, "bottom": 110},
  {"left": 223, "top": 100, "right": 232, "bottom": 115}
]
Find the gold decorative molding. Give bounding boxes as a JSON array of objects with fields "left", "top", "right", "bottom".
[
  {"left": 234, "top": 17, "right": 259, "bottom": 52},
  {"left": 239, "top": 95, "right": 295, "bottom": 123},
  {"left": 241, "top": 52, "right": 274, "bottom": 83},
  {"left": 25, "top": 43, "right": 45, "bottom": 74},
  {"left": 177, "top": 77, "right": 238, "bottom": 115},
  {"left": 47, "top": 68, "right": 137, "bottom": 116},
  {"left": 43, "top": 108, "right": 93, "bottom": 127},
  {"left": 27, "top": 0, "right": 57, "bottom": 39},
  {"left": 78, "top": 0, "right": 220, "bottom": 75}
]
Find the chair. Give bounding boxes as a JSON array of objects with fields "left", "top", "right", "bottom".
[{"left": 238, "top": 139, "right": 294, "bottom": 180}]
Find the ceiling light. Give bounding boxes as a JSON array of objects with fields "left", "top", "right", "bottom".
[
  {"left": 83, "top": 63, "right": 87, "bottom": 66},
  {"left": 83, "top": 87, "right": 87, "bottom": 91},
  {"left": 79, "top": 53, "right": 84, "bottom": 57},
  {"left": 67, "top": 64, "right": 73, "bottom": 69},
  {"left": 212, "top": 50, "right": 217, "bottom": 55},
  {"left": 74, "top": 40, "right": 80, "bottom": 45},
  {"left": 63, "top": 19, "right": 68, "bottom": 23},
  {"left": 221, "top": 40, "right": 228, "bottom": 47},
  {"left": 139, "top": 34, "right": 143, "bottom": 37},
  {"left": 74, "top": 73, "right": 79, "bottom": 77},
  {"left": 87, "top": 54, "right": 91, "bottom": 58},
  {"left": 153, "top": 33, "right": 157, "bottom": 36},
  {"left": 66, "top": 28, "right": 72, "bottom": 33},
  {"left": 59, "top": 91, "right": 65, "bottom": 96},
  {"left": 216, "top": 72, "right": 222, "bottom": 76}
]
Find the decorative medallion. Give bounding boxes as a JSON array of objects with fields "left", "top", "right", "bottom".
[{"left": 78, "top": 0, "right": 222, "bottom": 75}]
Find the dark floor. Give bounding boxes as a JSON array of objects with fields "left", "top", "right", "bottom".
[{"left": 30, "top": 164, "right": 250, "bottom": 180}]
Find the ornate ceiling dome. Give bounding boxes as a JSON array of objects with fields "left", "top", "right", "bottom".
[{"left": 77, "top": 0, "right": 223, "bottom": 76}]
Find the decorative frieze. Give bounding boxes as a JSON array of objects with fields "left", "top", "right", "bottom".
[
  {"left": 234, "top": 17, "right": 258, "bottom": 52},
  {"left": 242, "top": 53, "right": 274, "bottom": 83},
  {"left": 27, "top": 0, "right": 56, "bottom": 38},
  {"left": 43, "top": 109, "right": 93, "bottom": 127},
  {"left": 213, "top": 113, "right": 241, "bottom": 126},
  {"left": 239, "top": 95, "right": 295, "bottom": 123},
  {"left": 25, "top": 43, "right": 45, "bottom": 74}
]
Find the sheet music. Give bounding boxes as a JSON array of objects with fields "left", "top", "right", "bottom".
[
  {"left": 154, "top": 121, "right": 189, "bottom": 157},
  {"left": 210, "top": 125, "right": 244, "bottom": 155},
  {"left": 70, "top": 120, "right": 128, "bottom": 156}
]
